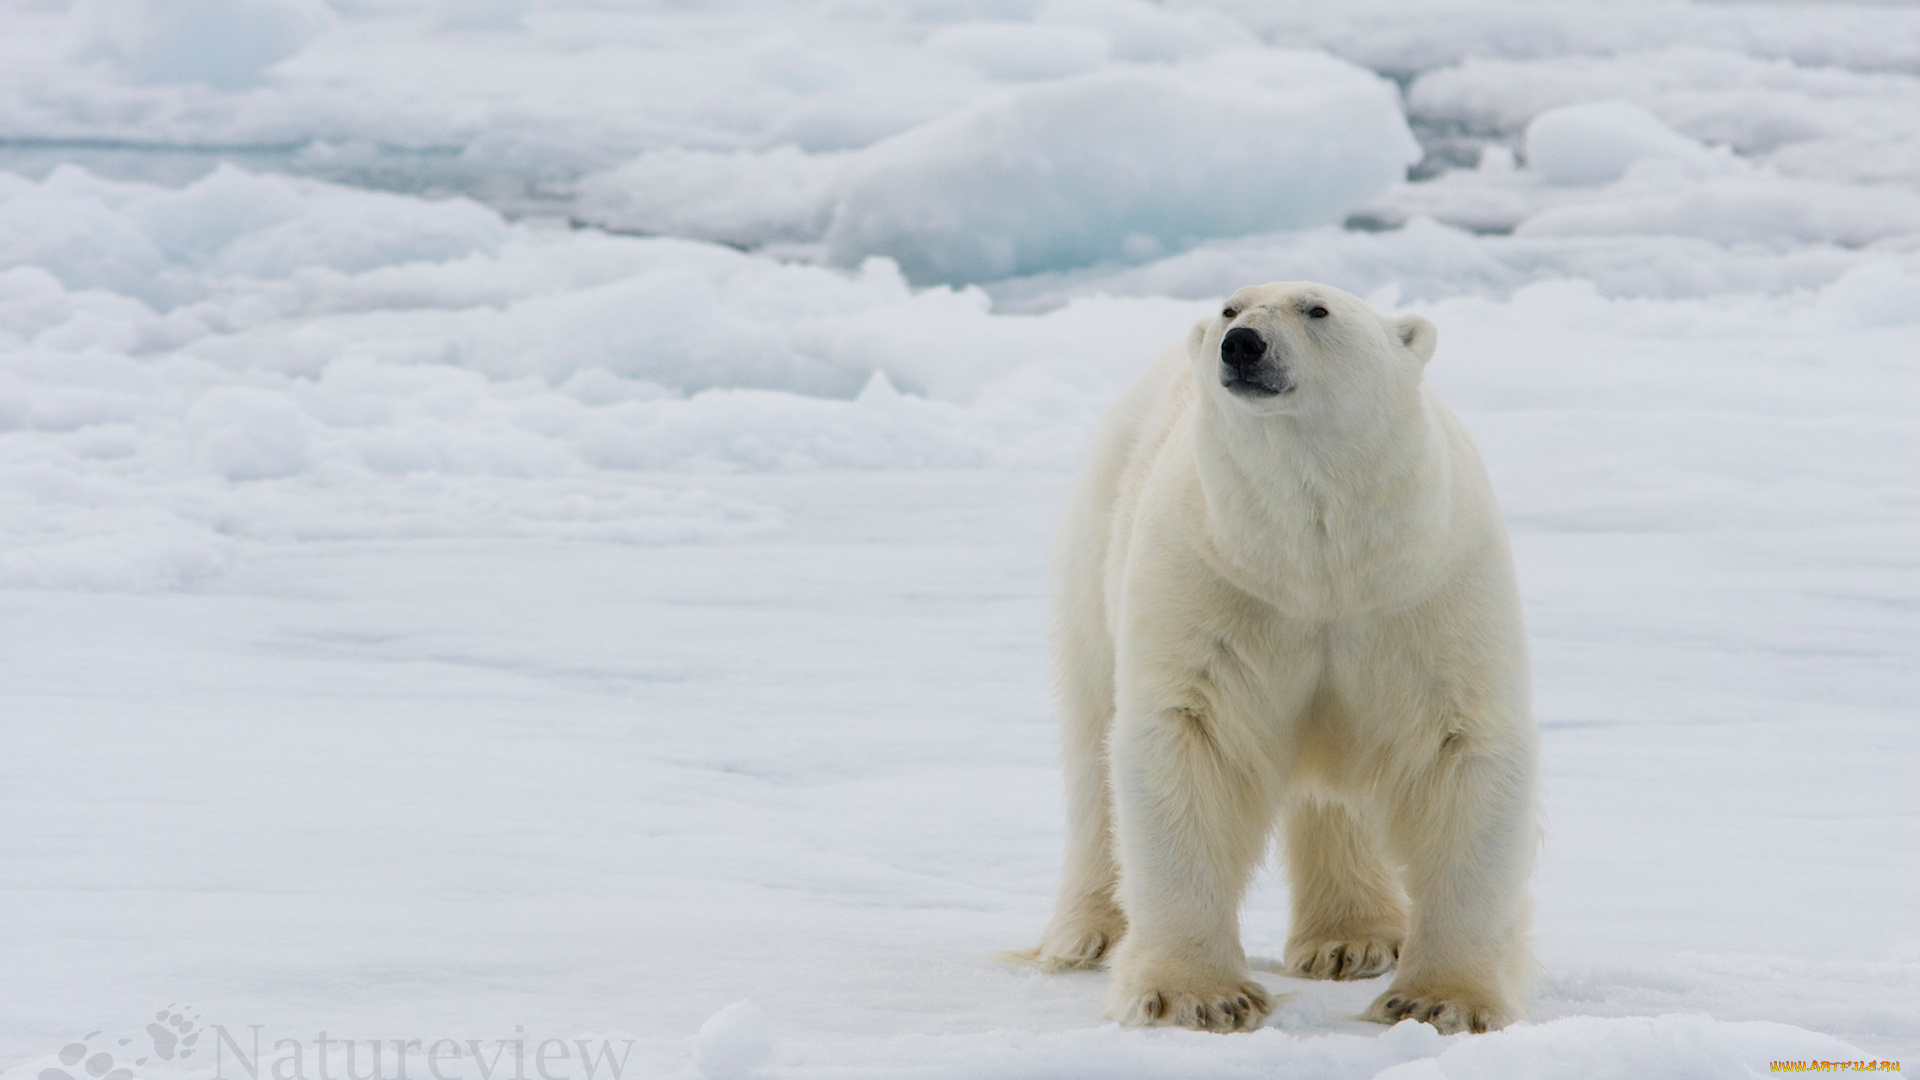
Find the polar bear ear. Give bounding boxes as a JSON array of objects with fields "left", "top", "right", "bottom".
[{"left": 1395, "top": 314, "right": 1437, "bottom": 364}]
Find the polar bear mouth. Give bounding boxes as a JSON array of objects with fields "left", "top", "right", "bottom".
[{"left": 1223, "top": 374, "right": 1292, "bottom": 397}]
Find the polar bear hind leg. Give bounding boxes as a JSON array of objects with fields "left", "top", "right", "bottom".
[
  {"left": 1024, "top": 678, "right": 1126, "bottom": 971},
  {"left": 1282, "top": 796, "right": 1406, "bottom": 981},
  {"left": 1019, "top": 513, "right": 1127, "bottom": 972}
]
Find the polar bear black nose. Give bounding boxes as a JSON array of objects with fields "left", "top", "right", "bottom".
[{"left": 1221, "top": 327, "right": 1266, "bottom": 373}]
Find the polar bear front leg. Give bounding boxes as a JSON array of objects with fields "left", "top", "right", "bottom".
[
  {"left": 1103, "top": 701, "right": 1275, "bottom": 1032},
  {"left": 1366, "top": 741, "right": 1535, "bottom": 1034}
]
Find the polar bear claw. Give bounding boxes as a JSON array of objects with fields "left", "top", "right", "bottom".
[
  {"left": 1109, "top": 977, "right": 1272, "bottom": 1033},
  {"left": 1286, "top": 936, "right": 1401, "bottom": 981}
]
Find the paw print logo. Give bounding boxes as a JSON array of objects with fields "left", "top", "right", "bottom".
[
  {"left": 38, "top": 1032, "right": 131, "bottom": 1080},
  {"left": 140, "top": 1006, "right": 203, "bottom": 1064},
  {"left": 39, "top": 1005, "right": 203, "bottom": 1080}
]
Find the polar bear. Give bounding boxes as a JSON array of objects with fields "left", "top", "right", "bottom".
[{"left": 1022, "top": 282, "right": 1536, "bottom": 1035}]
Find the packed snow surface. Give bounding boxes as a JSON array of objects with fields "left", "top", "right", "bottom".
[{"left": 1, "top": 1, "right": 1916, "bottom": 1078}]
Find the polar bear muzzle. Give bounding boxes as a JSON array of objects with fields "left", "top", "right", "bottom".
[{"left": 1219, "top": 326, "right": 1293, "bottom": 396}]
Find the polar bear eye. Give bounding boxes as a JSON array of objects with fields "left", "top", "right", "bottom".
[
  {"left": 1307, "top": 305, "right": 1329, "bottom": 319},
  {"left": 1221, "top": 307, "right": 1238, "bottom": 319}
]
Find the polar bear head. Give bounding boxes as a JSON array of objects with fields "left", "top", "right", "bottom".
[{"left": 1189, "top": 282, "right": 1437, "bottom": 420}]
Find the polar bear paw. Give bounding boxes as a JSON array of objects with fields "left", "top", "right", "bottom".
[
  {"left": 1033, "top": 926, "right": 1116, "bottom": 971},
  {"left": 1005, "top": 903, "right": 1126, "bottom": 972},
  {"left": 1365, "top": 988, "right": 1510, "bottom": 1034},
  {"left": 1285, "top": 936, "right": 1400, "bottom": 980},
  {"left": 1107, "top": 975, "right": 1272, "bottom": 1032}
]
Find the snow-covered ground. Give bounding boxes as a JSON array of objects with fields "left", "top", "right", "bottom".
[{"left": 1, "top": 1, "right": 1916, "bottom": 1077}]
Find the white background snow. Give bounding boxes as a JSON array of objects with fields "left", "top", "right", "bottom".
[{"left": 0, "top": 0, "right": 1915, "bottom": 1077}]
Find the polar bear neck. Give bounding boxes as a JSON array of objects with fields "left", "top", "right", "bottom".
[
  {"left": 1189, "top": 382, "right": 1455, "bottom": 611},
  {"left": 1197, "top": 377, "right": 1438, "bottom": 497}
]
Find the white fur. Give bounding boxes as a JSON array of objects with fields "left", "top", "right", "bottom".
[{"left": 1022, "top": 282, "right": 1537, "bottom": 1035}]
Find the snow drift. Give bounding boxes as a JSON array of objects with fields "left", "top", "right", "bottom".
[
  {"left": 1524, "top": 100, "right": 1738, "bottom": 185},
  {"left": 822, "top": 50, "right": 1421, "bottom": 283},
  {"left": 66, "top": 0, "right": 333, "bottom": 87}
]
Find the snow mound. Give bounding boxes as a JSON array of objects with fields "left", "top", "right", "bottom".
[
  {"left": 1819, "top": 258, "right": 1920, "bottom": 328},
  {"left": 1338, "top": 96, "right": 1919, "bottom": 254},
  {"left": 692, "top": 1000, "right": 775, "bottom": 1080},
  {"left": 66, "top": 0, "right": 333, "bottom": 88},
  {"left": 1524, "top": 101, "right": 1735, "bottom": 185},
  {"left": 1407, "top": 47, "right": 1920, "bottom": 185},
  {"left": 188, "top": 387, "right": 315, "bottom": 480},
  {"left": 570, "top": 147, "right": 847, "bottom": 250},
  {"left": 0, "top": 164, "right": 512, "bottom": 305},
  {"left": 1516, "top": 166, "right": 1920, "bottom": 248},
  {"left": 821, "top": 50, "right": 1419, "bottom": 284},
  {"left": 0, "top": 517, "right": 235, "bottom": 591}
]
